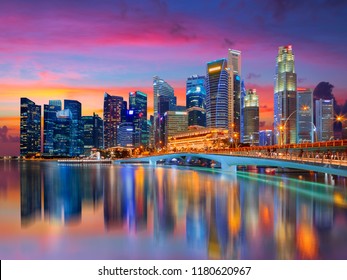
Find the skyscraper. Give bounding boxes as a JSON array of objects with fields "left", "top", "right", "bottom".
[
  {"left": 43, "top": 100, "right": 62, "bottom": 155},
  {"left": 206, "top": 58, "right": 229, "bottom": 129},
  {"left": 164, "top": 111, "right": 188, "bottom": 146},
  {"left": 64, "top": 99, "right": 84, "bottom": 156},
  {"left": 117, "top": 122, "right": 134, "bottom": 147},
  {"left": 228, "top": 49, "right": 242, "bottom": 140},
  {"left": 129, "top": 91, "right": 148, "bottom": 147},
  {"left": 274, "top": 45, "right": 297, "bottom": 145},
  {"left": 53, "top": 109, "right": 72, "bottom": 156},
  {"left": 297, "top": 88, "right": 314, "bottom": 143},
  {"left": 243, "top": 89, "right": 259, "bottom": 145},
  {"left": 82, "top": 113, "right": 103, "bottom": 154},
  {"left": 186, "top": 75, "right": 206, "bottom": 127},
  {"left": 20, "top": 98, "right": 41, "bottom": 156},
  {"left": 103, "top": 92, "right": 123, "bottom": 149},
  {"left": 315, "top": 99, "right": 334, "bottom": 141},
  {"left": 153, "top": 76, "right": 176, "bottom": 147}
]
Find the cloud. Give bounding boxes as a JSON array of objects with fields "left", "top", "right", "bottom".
[
  {"left": 0, "top": 126, "right": 19, "bottom": 143},
  {"left": 246, "top": 73, "right": 261, "bottom": 80},
  {"left": 259, "top": 121, "right": 266, "bottom": 128},
  {"left": 298, "top": 77, "right": 307, "bottom": 84},
  {"left": 260, "top": 105, "right": 273, "bottom": 113}
]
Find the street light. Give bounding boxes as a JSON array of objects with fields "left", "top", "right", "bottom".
[{"left": 279, "top": 110, "right": 297, "bottom": 146}]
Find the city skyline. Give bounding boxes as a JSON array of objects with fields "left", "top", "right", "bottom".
[{"left": 1, "top": 0, "right": 347, "bottom": 155}]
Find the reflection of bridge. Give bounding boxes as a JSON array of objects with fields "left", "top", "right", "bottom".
[{"left": 115, "top": 152, "right": 347, "bottom": 176}]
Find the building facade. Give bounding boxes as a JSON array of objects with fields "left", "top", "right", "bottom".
[
  {"left": 117, "top": 122, "right": 134, "bottom": 147},
  {"left": 64, "top": 99, "right": 84, "bottom": 156},
  {"left": 274, "top": 45, "right": 297, "bottom": 145},
  {"left": 43, "top": 100, "right": 62, "bottom": 155},
  {"left": 315, "top": 99, "right": 334, "bottom": 141},
  {"left": 163, "top": 111, "right": 188, "bottom": 146},
  {"left": 53, "top": 109, "right": 73, "bottom": 156},
  {"left": 20, "top": 98, "right": 41, "bottom": 156},
  {"left": 82, "top": 113, "right": 103, "bottom": 155},
  {"left": 129, "top": 91, "right": 148, "bottom": 147},
  {"left": 186, "top": 75, "right": 206, "bottom": 127},
  {"left": 153, "top": 76, "right": 176, "bottom": 147},
  {"left": 259, "top": 130, "right": 273, "bottom": 146},
  {"left": 297, "top": 88, "right": 314, "bottom": 143},
  {"left": 242, "top": 89, "right": 259, "bottom": 145},
  {"left": 228, "top": 49, "right": 242, "bottom": 140},
  {"left": 206, "top": 59, "right": 229, "bottom": 129},
  {"left": 103, "top": 92, "right": 123, "bottom": 149}
]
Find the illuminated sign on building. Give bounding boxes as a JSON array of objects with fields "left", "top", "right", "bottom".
[{"left": 208, "top": 66, "right": 222, "bottom": 73}]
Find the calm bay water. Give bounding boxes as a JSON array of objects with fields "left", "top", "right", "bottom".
[{"left": 1, "top": 160, "right": 347, "bottom": 260}]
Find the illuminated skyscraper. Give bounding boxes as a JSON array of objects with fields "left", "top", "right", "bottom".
[
  {"left": 274, "top": 45, "right": 297, "bottom": 144},
  {"left": 129, "top": 91, "right": 148, "bottom": 147},
  {"left": 206, "top": 59, "right": 229, "bottom": 129},
  {"left": 163, "top": 111, "right": 188, "bottom": 146},
  {"left": 297, "top": 88, "right": 314, "bottom": 143},
  {"left": 315, "top": 99, "right": 334, "bottom": 141},
  {"left": 186, "top": 75, "right": 206, "bottom": 127},
  {"left": 82, "top": 113, "right": 103, "bottom": 154},
  {"left": 53, "top": 109, "right": 72, "bottom": 156},
  {"left": 64, "top": 99, "right": 84, "bottom": 156},
  {"left": 43, "top": 100, "right": 62, "bottom": 155},
  {"left": 243, "top": 89, "right": 259, "bottom": 145},
  {"left": 153, "top": 76, "right": 176, "bottom": 147},
  {"left": 103, "top": 92, "right": 123, "bottom": 149},
  {"left": 228, "top": 49, "right": 242, "bottom": 140},
  {"left": 20, "top": 98, "right": 41, "bottom": 156}
]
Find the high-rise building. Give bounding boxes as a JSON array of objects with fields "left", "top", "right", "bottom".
[
  {"left": 274, "top": 45, "right": 297, "bottom": 145},
  {"left": 43, "top": 100, "right": 62, "bottom": 155},
  {"left": 315, "top": 99, "right": 334, "bottom": 141},
  {"left": 297, "top": 88, "right": 314, "bottom": 143},
  {"left": 243, "top": 89, "right": 259, "bottom": 145},
  {"left": 186, "top": 75, "right": 206, "bottom": 127},
  {"left": 117, "top": 122, "right": 134, "bottom": 147},
  {"left": 206, "top": 59, "right": 229, "bottom": 129},
  {"left": 20, "top": 98, "right": 41, "bottom": 156},
  {"left": 103, "top": 93, "right": 123, "bottom": 149},
  {"left": 163, "top": 111, "right": 188, "bottom": 146},
  {"left": 240, "top": 80, "right": 247, "bottom": 141},
  {"left": 259, "top": 130, "right": 273, "bottom": 146},
  {"left": 64, "top": 100, "right": 84, "bottom": 156},
  {"left": 129, "top": 91, "right": 148, "bottom": 147},
  {"left": 53, "top": 109, "right": 73, "bottom": 156},
  {"left": 82, "top": 113, "right": 103, "bottom": 155},
  {"left": 153, "top": 76, "right": 175, "bottom": 147},
  {"left": 228, "top": 49, "right": 242, "bottom": 140}
]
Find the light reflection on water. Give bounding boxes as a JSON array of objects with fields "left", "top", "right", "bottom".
[{"left": 1, "top": 160, "right": 347, "bottom": 260}]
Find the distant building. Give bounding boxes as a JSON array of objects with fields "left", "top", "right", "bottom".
[
  {"left": 117, "top": 122, "right": 134, "bottom": 147},
  {"left": 168, "top": 127, "right": 229, "bottom": 151},
  {"left": 297, "top": 88, "right": 314, "bottom": 143},
  {"left": 259, "top": 130, "right": 273, "bottom": 146},
  {"left": 163, "top": 111, "right": 188, "bottom": 146},
  {"left": 129, "top": 91, "right": 148, "bottom": 147},
  {"left": 186, "top": 75, "right": 206, "bottom": 127},
  {"left": 274, "top": 45, "right": 297, "bottom": 144},
  {"left": 153, "top": 76, "right": 176, "bottom": 147},
  {"left": 103, "top": 92, "right": 123, "bottom": 148},
  {"left": 242, "top": 89, "right": 259, "bottom": 145},
  {"left": 64, "top": 100, "right": 84, "bottom": 156},
  {"left": 228, "top": 49, "right": 242, "bottom": 140},
  {"left": 315, "top": 99, "right": 334, "bottom": 141},
  {"left": 53, "top": 109, "right": 73, "bottom": 156},
  {"left": 82, "top": 113, "right": 103, "bottom": 155},
  {"left": 206, "top": 59, "right": 229, "bottom": 129},
  {"left": 20, "top": 98, "right": 41, "bottom": 156},
  {"left": 43, "top": 100, "right": 62, "bottom": 155}
]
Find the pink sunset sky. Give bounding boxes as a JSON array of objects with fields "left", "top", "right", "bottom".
[{"left": 1, "top": 0, "right": 347, "bottom": 156}]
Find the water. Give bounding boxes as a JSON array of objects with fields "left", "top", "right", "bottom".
[{"left": 1, "top": 160, "right": 347, "bottom": 260}]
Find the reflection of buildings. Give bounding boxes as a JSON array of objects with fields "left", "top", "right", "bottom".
[
  {"left": 274, "top": 185, "right": 296, "bottom": 259},
  {"left": 103, "top": 167, "right": 148, "bottom": 231},
  {"left": 296, "top": 189, "right": 318, "bottom": 259},
  {"left": 20, "top": 163, "right": 42, "bottom": 226},
  {"left": 43, "top": 165, "right": 82, "bottom": 224}
]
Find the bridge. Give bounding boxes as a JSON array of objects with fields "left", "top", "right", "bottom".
[{"left": 114, "top": 152, "right": 347, "bottom": 177}]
